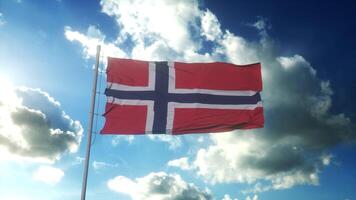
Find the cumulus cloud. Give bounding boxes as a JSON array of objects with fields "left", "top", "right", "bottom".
[
  {"left": 184, "top": 27, "right": 353, "bottom": 191},
  {"left": 32, "top": 166, "right": 64, "bottom": 185},
  {"left": 178, "top": 47, "right": 354, "bottom": 190},
  {"left": 67, "top": 0, "right": 218, "bottom": 63},
  {"left": 200, "top": 9, "right": 222, "bottom": 41},
  {"left": 65, "top": 0, "right": 355, "bottom": 192},
  {"left": 100, "top": 0, "right": 202, "bottom": 60},
  {"left": 107, "top": 172, "right": 212, "bottom": 200},
  {"left": 218, "top": 30, "right": 258, "bottom": 64},
  {"left": 0, "top": 81, "right": 83, "bottom": 163}
]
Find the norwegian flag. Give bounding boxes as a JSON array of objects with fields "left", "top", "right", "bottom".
[{"left": 101, "top": 57, "right": 264, "bottom": 135}]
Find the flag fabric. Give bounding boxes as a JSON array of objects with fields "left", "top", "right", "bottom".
[{"left": 101, "top": 57, "right": 264, "bottom": 135}]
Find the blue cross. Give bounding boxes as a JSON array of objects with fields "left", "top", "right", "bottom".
[{"left": 105, "top": 62, "right": 261, "bottom": 134}]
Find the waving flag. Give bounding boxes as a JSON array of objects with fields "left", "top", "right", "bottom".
[{"left": 101, "top": 57, "right": 263, "bottom": 135}]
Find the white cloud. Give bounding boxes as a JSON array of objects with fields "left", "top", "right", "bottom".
[
  {"left": 147, "top": 135, "right": 182, "bottom": 150},
  {"left": 111, "top": 135, "right": 134, "bottom": 146},
  {"left": 64, "top": 25, "right": 127, "bottom": 60},
  {"left": 245, "top": 194, "right": 258, "bottom": 200},
  {"left": 92, "top": 160, "right": 119, "bottom": 170},
  {"left": 100, "top": 0, "right": 201, "bottom": 60},
  {"left": 250, "top": 17, "right": 271, "bottom": 37},
  {"left": 242, "top": 182, "right": 271, "bottom": 194},
  {"left": 167, "top": 157, "right": 191, "bottom": 170},
  {"left": 222, "top": 194, "right": 238, "bottom": 200},
  {"left": 252, "top": 19, "right": 267, "bottom": 31},
  {"left": 193, "top": 133, "right": 273, "bottom": 184},
  {"left": 190, "top": 42, "right": 353, "bottom": 189},
  {"left": 276, "top": 55, "right": 316, "bottom": 75},
  {"left": 0, "top": 80, "right": 83, "bottom": 163},
  {"left": 0, "top": 13, "right": 6, "bottom": 27},
  {"left": 108, "top": 175, "right": 138, "bottom": 195},
  {"left": 201, "top": 9, "right": 222, "bottom": 41},
  {"left": 32, "top": 166, "right": 64, "bottom": 185},
  {"left": 320, "top": 154, "right": 333, "bottom": 166},
  {"left": 64, "top": 0, "right": 355, "bottom": 192},
  {"left": 107, "top": 171, "right": 212, "bottom": 200},
  {"left": 217, "top": 30, "right": 258, "bottom": 64},
  {"left": 66, "top": 0, "right": 217, "bottom": 62},
  {"left": 72, "top": 156, "right": 84, "bottom": 165}
]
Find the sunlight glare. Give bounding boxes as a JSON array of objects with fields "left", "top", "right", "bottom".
[
  {"left": 0, "top": 74, "right": 22, "bottom": 107},
  {"left": 0, "top": 74, "right": 29, "bottom": 152}
]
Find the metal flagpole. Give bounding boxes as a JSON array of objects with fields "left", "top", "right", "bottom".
[{"left": 80, "top": 45, "right": 101, "bottom": 200}]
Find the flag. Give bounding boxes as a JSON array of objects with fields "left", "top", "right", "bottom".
[{"left": 101, "top": 57, "right": 264, "bottom": 135}]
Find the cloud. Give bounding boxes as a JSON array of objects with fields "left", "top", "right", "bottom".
[
  {"left": 222, "top": 194, "right": 238, "bottom": 200},
  {"left": 65, "top": 0, "right": 355, "bottom": 192},
  {"left": 64, "top": 25, "right": 127, "bottom": 60},
  {"left": 167, "top": 157, "right": 192, "bottom": 170},
  {"left": 100, "top": 127, "right": 183, "bottom": 150},
  {"left": 111, "top": 135, "right": 134, "bottom": 146},
  {"left": 32, "top": 166, "right": 64, "bottom": 185},
  {"left": 245, "top": 194, "right": 258, "bottom": 200},
  {"left": 0, "top": 81, "right": 83, "bottom": 163},
  {"left": 217, "top": 30, "right": 258, "bottom": 64},
  {"left": 72, "top": 156, "right": 85, "bottom": 165},
  {"left": 249, "top": 17, "right": 271, "bottom": 37},
  {"left": 187, "top": 24, "right": 354, "bottom": 190},
  {"left": 320, "top": 154, "right": 333, "bottom": 166},
  {"left": 92, "top": 160, "right": 119, "bottom": 170},
  {"left": 67, "top": 0, "right": 217, "bottom": 62},
  {"left": 107, "top": 172, "right": 212, "bottom": 200},
  {"left": 200, "top": 9, "right": 222, "bottom": 41},
  {"left": 147, "top": 135, "right": 182, "bottom": 150},
  {"left": 0, "top": 13, "right": 6, "bottom": 27},
  {"left": 100, "top": 0, "right": 201, "bottom": 60},
  {"left": 183, "top": 47, "right": 354, "bottom": 190}
]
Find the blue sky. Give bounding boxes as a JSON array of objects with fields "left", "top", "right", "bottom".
[{"left": 0, "top": 0, "right": 355, "bottom": 200}]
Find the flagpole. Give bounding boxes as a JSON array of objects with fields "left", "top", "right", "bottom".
[{"left": 80, "top": 45, "right": 101, "bottom": 200}]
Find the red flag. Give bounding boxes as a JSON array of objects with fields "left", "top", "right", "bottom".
[{"left": 101, "top": 57, "right": 263, "bottom": 135}]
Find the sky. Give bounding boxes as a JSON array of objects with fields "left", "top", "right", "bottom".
[{"left": 0, "top": 0, "right": 356, "bottom": 200}]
